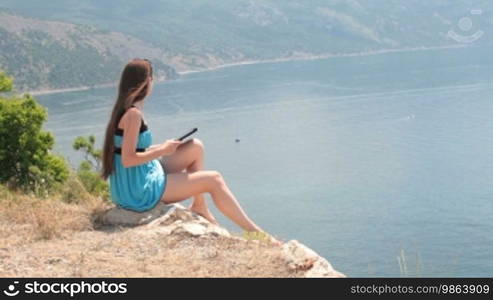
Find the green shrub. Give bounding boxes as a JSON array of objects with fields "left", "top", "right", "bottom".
[
  {"left": 76, "top": 160, "right": 109, "bottom": 200},
  {"left": 0, "top": 71, "right": 13, "bottom": 92},
  {"left": 72, "top": 135, "right": 109, "bottom": 201},
  {"left": 0, "top": 83, "right": 69, "bottom": 193},
  {"left": 59, "top": 171, "right": 93, "bottom": 204}
]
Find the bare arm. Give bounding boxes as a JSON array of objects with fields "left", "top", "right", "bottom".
[
  {"left": 121, "top": 108, "right": 167, "bottom": 168},
  {"left": 149, "top": 138, "right": 193, "bottom": 150},
  {"left": 147, "top": 144, "right": 161, "bottom": 150}
]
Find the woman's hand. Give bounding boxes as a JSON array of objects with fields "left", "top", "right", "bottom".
[{"left": 160, "top": 139, "right": 182, "bottom": 155}]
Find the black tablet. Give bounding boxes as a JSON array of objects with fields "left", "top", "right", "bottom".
[{"left": 177, "top": 127, "right": 198, "bottom": 141}]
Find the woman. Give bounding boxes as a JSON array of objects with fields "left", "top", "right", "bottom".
[{"left": 101, "top": 58, "right": 279, "bottom": 243}]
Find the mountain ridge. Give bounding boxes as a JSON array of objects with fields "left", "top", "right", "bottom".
[
  {"left": 1, "top": 1, "right": 491, "bottom": 91},
  {"left": 0, "top": 10, "right": 178, "bottom": 91}
]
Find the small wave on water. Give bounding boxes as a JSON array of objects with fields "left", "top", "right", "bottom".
[{"left": 395, "top": 114, "right": 416, "bottom": 122}]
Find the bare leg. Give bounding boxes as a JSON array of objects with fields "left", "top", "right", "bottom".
[
  {"left": 208, "top": 174, "right": 262, "bottom": 232},
  {"left": 159, "top": 138, "right": 217, "bottom": 224},
  {"left": 161, "top": 170, "right": 262, "bottom": 232},
  {"left": 185, "top": 145, "right": 218, "bottom": 225}
]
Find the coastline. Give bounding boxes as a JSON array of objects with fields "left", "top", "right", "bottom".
[
  {"left": 27, "top": 82, "right": 117, "bottom": 96},
  {"left": 177, "top": 44, "right": 467, "bottom": 75},
  {"left": 26, "top": 44, "right": 467, "bottom": 96}
]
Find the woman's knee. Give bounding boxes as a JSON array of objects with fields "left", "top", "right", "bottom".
[
  {"left": 207, "top": 170, "right": 224, "bottom": 188},
  {"left": 181, "top": 138, "right": 204, "bottom": 162},
  {"left": 191, "top": 138, "right": 204, "bottom": 152}
]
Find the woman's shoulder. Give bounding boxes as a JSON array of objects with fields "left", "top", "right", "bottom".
[
  {"left": 126, "top": 106, "right": 143, "bottom": 117},
  {"left": 120, "top": 107, "right": 143, "bottom": 124}
]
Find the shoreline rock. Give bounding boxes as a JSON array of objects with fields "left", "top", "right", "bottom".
[{"left": 100, "top": 203, "right": 345, "bottom": 278}]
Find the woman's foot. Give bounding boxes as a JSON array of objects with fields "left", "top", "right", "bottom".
[
  {"left": 189, "top": 203, "right": 219, "bottom": 225},
  {"left": 268, "top": 235, "right": 284, "bottom": 247}
]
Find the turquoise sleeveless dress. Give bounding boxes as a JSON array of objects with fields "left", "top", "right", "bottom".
[{"left": 109, "top": 110, "right": 167, "bottom": 212}]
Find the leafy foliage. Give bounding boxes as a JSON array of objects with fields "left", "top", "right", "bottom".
[
  {"left": 0, "top": 88, "right": 69, "bottom": 193},
  {"left": 72, "top": 135, "right": 109, "bottom": 201},
  {"left": 73, "top": 135, "right": 102, "bottom": 170},
  {"left": 0, "top": 70, "right": 13, "bottom": 92}
]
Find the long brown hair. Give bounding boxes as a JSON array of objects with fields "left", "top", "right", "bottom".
[{"left": 101, "top": 58, "right": 153, "bottom": 180}]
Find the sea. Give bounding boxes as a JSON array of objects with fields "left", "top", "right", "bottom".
[{"left": 36, "top": 46, "right": 493, "bottom": 277}]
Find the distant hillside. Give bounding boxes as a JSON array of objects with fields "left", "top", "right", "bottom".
[
  {"left": 0, "top": 11, "right": 178, "bottom": 92},
  {"left": 1, "top": 1, "right": 491, "bottom": 91},
  {"left": 2, "top": 1, "right": 492, "bottom": 55}
]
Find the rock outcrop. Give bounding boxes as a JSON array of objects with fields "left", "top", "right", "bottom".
[{"left": 100, "top": 203, "right": 345, "bottom": 278}]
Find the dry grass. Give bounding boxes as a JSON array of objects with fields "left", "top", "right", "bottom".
[
  {"left": 0, "top": 185, "right": 303, "bottom": 277},
  {"left": 0, "top": 184, "right": 107, "bottom": 243}
]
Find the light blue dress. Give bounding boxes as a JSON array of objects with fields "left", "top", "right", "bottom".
[{"left": 109, "top": 118, "right": 167, "bottom": 212}]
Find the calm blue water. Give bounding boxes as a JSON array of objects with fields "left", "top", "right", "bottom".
[{"left": 37, "top": 46, "right": 493, "bottom": 277}]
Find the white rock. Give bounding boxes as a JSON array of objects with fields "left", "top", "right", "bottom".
[
  {"left": 99, "top": 203, "right": 343, "bottom": 277},
  {"left": 173, "top": 222, "right": 208, "bottom": 236},
  {"left": 281, "top": 240, "right": 345, "bottom": 278},
  {"left": 99, "top": 203, "right": 177, "bottom": 227}
]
